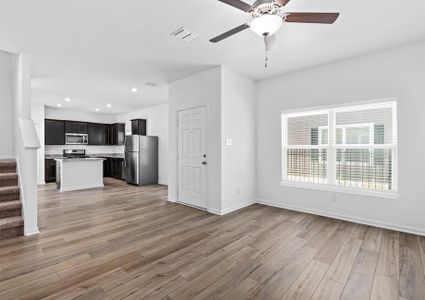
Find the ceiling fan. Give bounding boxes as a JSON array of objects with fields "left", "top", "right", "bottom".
[{"left": 210, "top": 0, "right": 339, "bottom": 67}]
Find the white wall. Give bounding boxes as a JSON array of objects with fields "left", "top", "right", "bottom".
[
  {"left": 0, "top": 50, "right": 14, "bottom": 159},
  {"left": 31, "top": 103, "right": 45, "bottom": 184},
  {"left": 256, "top": 40, "right": 425, "bottom": 235},
  {"left": 45, "top": 107, "right": 116, "bottom": 123},
  {"left": 169, "top": 67, "right": 222, "bottom": 211},
  {"left": 221, "top": 67, "right": 257, "bottom": 213},
  {"left": 116, "top": 103, "right": 169, "bottom": 185},
  {"left": 168, "top": 66, "right": 256, "bottom": 214},
  {"left": 44, "top": 107, "right": 123, "bottom": 155}
]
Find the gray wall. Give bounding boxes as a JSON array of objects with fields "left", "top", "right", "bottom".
[{"left": 0, "top": 50, "right": 14, "bottom": 158}]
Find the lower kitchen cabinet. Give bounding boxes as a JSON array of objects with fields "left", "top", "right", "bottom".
[
  {"left": 103, "top": 159, "right": 110, "bottom": 177},
  {"left": 103, "top": 158, "right": 124, "bottom": 180},
  {"left": 45, "top": 159, "right": 57, "bottom": 182},
  {"left": 112, "top": 158, "right": 124, "bottom": 180}
]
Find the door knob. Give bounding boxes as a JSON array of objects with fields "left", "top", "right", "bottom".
[{"left": 202, "top": 161, "right": 207, "bottom": 165}]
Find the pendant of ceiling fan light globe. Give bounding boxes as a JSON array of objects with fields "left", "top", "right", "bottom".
[{"left": 250, "top": 14, "right": 283, "bottom": 37}]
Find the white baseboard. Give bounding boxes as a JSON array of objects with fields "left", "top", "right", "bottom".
[
  {"left": 60, "top": 184, "right": 104, "bottom": 192},
  {"left": 167, "top": 196, "right": 176, "bottom": 203},
  {"left": 208, "top": 207, "right": 221, "bottom": 215},
  {"left": 24, "top": 227, "right": 40, "bottom": 236},
  {"left": 209, "top": 200, "right": 256, "bottom": 216},
  {"left": 257, "top": 199, "right": 425, "bottom": 237}
]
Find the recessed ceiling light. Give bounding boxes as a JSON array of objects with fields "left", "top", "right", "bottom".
[
  {"left": 130, "top": 87, "right": 138, "bottom": 93},
  {"left": 95, "top": 108, "right": 100, "bottom": 112},
  {"left": 57, "top": 104, "right": 62, "bottom": 107},
  {"left": 64, "top": 97, "right": 71, "bottom": 102},
  {"left": 106, "top": 104, "right": 112, "bottom": 108}
]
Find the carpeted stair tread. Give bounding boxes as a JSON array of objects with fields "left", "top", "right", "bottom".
[
  {"left": 0, "top": 173, "right": 18, "bottom": 187},
  {"left": 0, "top": 160, "right": 17, "bottom": 174},
  {"left": 0, "top": 216, "right": 24, "bottom": 230},
  {"left": 0, "top": 186, "right": 20, "bottom": 202},
  {"left": 0, "top": 172, "right": 18, "bottom": 179},
  {"left": 0, "top": 200, "right": 21, "bottom": 218},
  {"left": 0, "top": 159, "right": 23, "bottom": 240},
  {"left": 0, "top": 200, "right": 21, "bottom": 211},
  {"left": 0, "top": 186, "right": 19, "bottom": 194}
]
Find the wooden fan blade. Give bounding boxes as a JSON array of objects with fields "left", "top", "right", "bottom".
[
  {"left": 210, "top": 24, "right": 250, "bottom": 43},
  {"left": 217, "top": 0, "right": 252, "bottom": 12},
  {"left": 285, "top": 12, "right": 339, "bottom": 24},
  {"left": 275, "top": 0, "right": 291, "bottom": 7}
]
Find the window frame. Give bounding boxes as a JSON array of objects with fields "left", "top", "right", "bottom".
[{"left": 281, "top": 99, "right": 399, "bottom": 199}]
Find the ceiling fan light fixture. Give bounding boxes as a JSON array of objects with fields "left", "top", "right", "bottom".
[{"left": 250, "top": 14, "right": 282, "bottom": 37}]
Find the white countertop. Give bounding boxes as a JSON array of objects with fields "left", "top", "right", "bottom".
[{"left": 54, "top": 158, "right": 106, "bottom": 162}]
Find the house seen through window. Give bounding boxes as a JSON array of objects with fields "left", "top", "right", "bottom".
[{"left": 281, "top": 101, "right": 397, "bottom": 194}]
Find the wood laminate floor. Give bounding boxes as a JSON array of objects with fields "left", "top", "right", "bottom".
[{"left": 0, "top": 178, "right": 424, "bottom": 300}]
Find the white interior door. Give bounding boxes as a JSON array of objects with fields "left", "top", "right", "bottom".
[{"left": 178, "top": 106, "right": 207, "bottom": 209}]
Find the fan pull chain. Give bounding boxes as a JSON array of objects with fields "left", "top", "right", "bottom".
[
  {"left": 265, "top": 50, "right": 268, "bottom": 68},
  {"left": 264, "top": 37, "right": 268, "bottom": 68}
]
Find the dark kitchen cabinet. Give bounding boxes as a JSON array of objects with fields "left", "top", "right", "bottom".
[
  {"left": 103, "top": 158, "right": 111, "bottom": 177},
  {"left": 65, "top": 121, "right": 87, "bottom": 134},
  {"left": 103, "top": 158, "right": 124, "bottom": 180},
  {"left": 111, "top": 158, "right": 124, "bottom": 179},
  {"left": 45, "top": 159, "right": 56, "bottom": 182},
  {"left": 103, "top": 123, "right": 125, "bottom": 146},
  {"left": 45, "top": 119, "right": 65, "bottom": 145},
  {"left": 45, "top": 119, "right": 124, "bottom": 146},
  {"left": 88, "top": 123, "right": 107, "bottom": 145},
  {"left": 105, "top": 125, "right": 113, "bottom": 145},
  {"left": 131, "top": 119, "right": 146, "bottom": 135},
  {"left": 112, "top": 123, "right": 125, "bottom": 145}
]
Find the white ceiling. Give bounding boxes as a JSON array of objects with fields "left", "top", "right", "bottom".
[{"left": 0, "top": 0, "right": 425, "bottom": 114}]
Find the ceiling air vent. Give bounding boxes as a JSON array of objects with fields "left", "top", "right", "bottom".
[{"left": 171, "top": 27, "right": 199, "bottom": 42}]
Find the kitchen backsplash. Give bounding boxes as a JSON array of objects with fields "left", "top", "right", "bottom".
[{"left": 45, "top": 145, "right": 124, "bottom": 155}]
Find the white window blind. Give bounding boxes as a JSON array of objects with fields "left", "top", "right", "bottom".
[{"left": 282, "top": 101, "right": 397, "bottom": 195}]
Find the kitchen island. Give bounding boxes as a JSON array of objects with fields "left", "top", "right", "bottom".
[{"left": 55, "top": 158, "right": 105, "bottom": 192}]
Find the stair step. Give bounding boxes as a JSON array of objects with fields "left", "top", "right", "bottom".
[
  {"left": 0, "top": 173, "right": 18, "bottom": 187},
  {"left": 0, "top": 186, "right": 20, "bottom": 202},
  {"left": 0, "top": 160, "right": 16, "bottom": 174},
  {"left": 0, "top": 200, "right": 22, "bottom": 218},
  {"left": 0, "top": 216, "right": 24, "bottom": 240},
  {"left": 0, "top": 216, "right": 24, "bottom": 230}
]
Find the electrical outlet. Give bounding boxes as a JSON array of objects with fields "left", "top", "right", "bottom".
[{"left": 236, "top": 188, "right": 240, "bottom": 196}]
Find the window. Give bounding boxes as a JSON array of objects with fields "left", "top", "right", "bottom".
[{"left": 281, "top": 101, "right": 398, "bottom": 198}]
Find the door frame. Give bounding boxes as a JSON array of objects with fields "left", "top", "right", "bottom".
[{"left": 176, "top": 104, "right": 209, "bottom": 211}]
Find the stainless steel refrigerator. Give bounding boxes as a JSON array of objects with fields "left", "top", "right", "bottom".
[{"left": 124, "top": 135, "right": 158, "bottom": 185}]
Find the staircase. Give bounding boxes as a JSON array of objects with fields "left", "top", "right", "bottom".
[{"left": 0, "top": 160, "right": 24, "bottom": 240}]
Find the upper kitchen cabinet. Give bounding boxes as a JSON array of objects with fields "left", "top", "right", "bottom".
[
  {"left": 112, "top": 123, "right": 125, "bottom": 145},
  {"left": 45, "top": 119, "right": 124, "bottom": 146},
  {"left": 45, "top": 119, "right": 65, "bottom": 145},
  {"left": 105, "top": 123, "right": 125, "bottom": 145},
  {"left": 88, "top": 123, "right": 107, "bottom": 145},
  {"left": 131, "top": 119, "right": 147, "bottom": 135},
  {"left": 65, "top": 121, "right": 87, "bottom": 134}
]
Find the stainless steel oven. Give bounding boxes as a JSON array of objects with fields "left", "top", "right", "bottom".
[{"left": 65, "top": 133, "right": 88, "bottom": 145}]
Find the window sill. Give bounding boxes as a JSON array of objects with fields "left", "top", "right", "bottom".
[{"left": 280, "top": 180, "right": 400, "bottom": 199}]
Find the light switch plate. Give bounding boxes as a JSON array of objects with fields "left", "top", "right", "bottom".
[{"left": 225, "top": 138, "right": 232, "bottom": 146}]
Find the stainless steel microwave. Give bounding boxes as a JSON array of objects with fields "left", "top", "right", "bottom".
[{"left": 65, "top": 133, "right": 88, "bottom": 145}]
